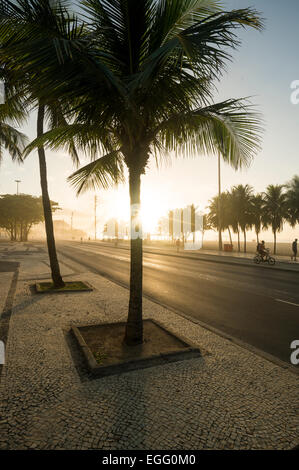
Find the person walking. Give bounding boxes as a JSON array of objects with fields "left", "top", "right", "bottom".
[{"left": 291, "top": 238, "right": 298, "bottom": 261}]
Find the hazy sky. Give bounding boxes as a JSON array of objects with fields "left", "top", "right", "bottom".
[{"left": 0, "top": 0, "right": 298, "bottom": 240}]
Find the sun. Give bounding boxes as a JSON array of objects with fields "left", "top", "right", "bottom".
[
  {"left": 140, "top": 195, "right": 164, "bottom": 234},
  {"left": 111, "top": 186, "right": 169, "bottom": 235}
]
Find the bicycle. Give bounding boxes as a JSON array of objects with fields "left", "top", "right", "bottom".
[{"left": 253, "top": 248, "right": 275, "bottom": 265}]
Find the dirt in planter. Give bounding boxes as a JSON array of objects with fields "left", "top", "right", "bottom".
[
  {"left": 79, "top": 320, "right": 191, "bottom": 366},
  {"left": 36, "top": 281, "right": 91, "bottom": 292}
]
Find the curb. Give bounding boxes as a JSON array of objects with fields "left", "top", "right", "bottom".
[
  {"left": 79, "top": 242, "right": 299, "bottom": 274},
  {"left": 143, "top": 248, "right": 299, "bottom": 273}
]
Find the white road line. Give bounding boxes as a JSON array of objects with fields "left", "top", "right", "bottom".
[{"left": 275, "top": 299, "right": 299, "bottom": 307}]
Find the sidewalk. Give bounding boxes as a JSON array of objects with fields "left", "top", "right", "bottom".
[{"left": 0, "top": 244, "right": 298, "bottom": 450}]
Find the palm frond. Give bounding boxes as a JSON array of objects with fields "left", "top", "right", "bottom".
[
  {"left": 153, "top": 98, "right": 263, "bottom": 168},
  {"left": 149, "top": 0, "right": 222, "bottom": 48},
  {"left": 133, "top": 8, "right": 264, "bottom": 92},
  {"left": 23, "top": 122, "right": 116, "bottom": 162},
  {"left": 0, "top": 121, "right": 28, "bottom": 163},
  {"left": 45, "top": 103, "right": 80, "bottom": 167},
  {"left": 68, "top": 149, "right": 125, "bottom": 194}
]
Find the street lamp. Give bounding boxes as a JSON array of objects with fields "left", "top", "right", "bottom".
[
  {"left": 94, "top": 195, "right": 97, "bottom": 240},
  {"left": 217, "top": 154, "right": 222, "bottom": 251},
  {"left": 15, "top": 179, "right": 21, "bottom": 195}
]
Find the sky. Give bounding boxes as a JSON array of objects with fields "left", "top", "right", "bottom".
[{"left": 0, "top": 0, "right": 298, "bottom": 240}]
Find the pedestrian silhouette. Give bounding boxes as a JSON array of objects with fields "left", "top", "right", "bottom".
[{"left": 291, "top": 238, "right": 297, "bottom": 262}]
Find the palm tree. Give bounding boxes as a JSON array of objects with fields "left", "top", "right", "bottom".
[
  {"left": 285, "top": 175, "right": 299, "bottom": 228},
  {"left": 230, "top": 184, "right": 254, "bottom": 253},
  {"left": 0, "top": 0, "right": 81, "bottom": 287},
  {"left": 262, "top": 185, "right": 286, "bottom": 254},
  {"left": 201, "top": 214, "right": 212, "bottom": 249},
  {"left": 251, "top": 193, "right": 264, "bottom": 244},
  {"left": 15, "top": 1, "right": 263, "bottom": 344},
  {"left": 207, "top": 192, "right": 233, "bottom": 246}
]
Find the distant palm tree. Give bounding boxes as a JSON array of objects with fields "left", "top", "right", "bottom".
[
  {"left": 262, "top": 185, "right": 286, "bottom": 254},
  {"left": 15, "top": 1, "right": 263, "bottom": 344},
  {"left": 0, "top": 0, "right": 80, "bottom": 287},
  {"left": 207, "top": 192, "right": 233, "bottom": 247},
  {"left": 201, "top": 214, "right": 212, "bottom": 249},
  {"left": 285, "top": 175, "right": 299, "bottom": 228},
  {"left": 230, "top": 184, "right": 254, "bottom": 253},
  {"left": 251, "top": 193, "right": 264, "bottom": 244}
]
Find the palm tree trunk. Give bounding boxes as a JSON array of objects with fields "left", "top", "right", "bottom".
[
  {"left": 256, "top": 231, "right": 259, "bottom": 244},
  {"left": 237, "top": 230, "right": 240, "bottom": 252},
  {"left": 228, "top": 226, "right": 232, "bottom": 246},
  {"left": 274, "top": 231, "right": 277, "bottom": 255},
  {"left": 243, "top": 230, "right": 247, "bottom": 253},
  {"left": 124, "top": 169, "right": 143, "bottom": 345},
  {"left": 37, "top": 104, "right": 64, "bottom": 288}
]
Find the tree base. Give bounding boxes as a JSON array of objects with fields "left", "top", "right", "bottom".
[{"left": 124, "top": 322, "right": 143, "bottom": 346}]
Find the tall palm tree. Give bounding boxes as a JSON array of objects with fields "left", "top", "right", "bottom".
[
  {"left": 230, "top": 184, "right": 254, "bottom": 253},
  {"left": 15, "top": 1, "right": 263, "bottom": 344},
  {"left": 262, "top": 184, "right": 286, "bottom": 254},
  {"left": 0, "top": 0, "right": 81, "bottom": 287},
  {"left": 285, "top": 175, "right": 299, "bottom": 228},
  {"left": 251, "top": 193, "right": 264, "bottom": 244}
]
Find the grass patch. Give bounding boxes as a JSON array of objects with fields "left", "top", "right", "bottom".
[
  {"left": 94, "top": 349, "right": 108, "bottom": 364},
  {"left": 36, "top": 281, "right": 93, "bottom": 293}
]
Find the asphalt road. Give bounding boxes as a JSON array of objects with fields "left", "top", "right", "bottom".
[{"left": 57, "top": 241, "right": 299, "bottom": 366}]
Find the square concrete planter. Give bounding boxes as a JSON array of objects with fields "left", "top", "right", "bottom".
[{"left": 72, "top": 318, "right": 201, "bottom": 377}]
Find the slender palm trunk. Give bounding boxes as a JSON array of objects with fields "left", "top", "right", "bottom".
[
  {"left": 274, "top": 231, "right": 277, "bottom": 255},
  {"left": 237, "top": 230, "right": 240, "bottom": 252},
  {"left": 124, "top": 169, "right": 143, "bottom": 345},
  {"left": 14, "top": 219, "right": 17, "bottom": 241},
  {"left": 37, "top": 104, "right": 64, "bottom": 288},
  {"left": 228, "top": 226, "right": 232, "bottom": 246},
  {"left": 217, "top": 154, "right": 222, "bottom": 251},
  {"left": 243, "top": 230, "right": 247, "bottom": 253},
  {"left": 256, "top": 231, "right": 259, "bottom": 244}
]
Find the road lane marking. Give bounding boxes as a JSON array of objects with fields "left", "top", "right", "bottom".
[{"left": 275, "top": 299, "right": 299, "bottom": 307}]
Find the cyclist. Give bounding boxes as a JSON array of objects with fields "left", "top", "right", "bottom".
[{"left": 258, "top": 240, "right": 267, "bottom": 260}]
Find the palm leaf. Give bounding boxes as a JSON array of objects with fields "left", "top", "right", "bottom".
[
  {"left": 68, "top": 149, "right": 125, "bottom": 194},
  {"left": 0, "top": 122, "right": 28, "bottom": 163},
  {"left": 153, "top": 98, "right": 263, "bottom": 168}
]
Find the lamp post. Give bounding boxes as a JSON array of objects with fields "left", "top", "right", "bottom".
[
  {"left": 94, "top": 195, "right": 97, "bottom": 240},
  {"left": 15, "top": 179, "right": 21, "bottom": 195},
  {"left": 217, "top": 154, "right": 223, "bottom": 251}
]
